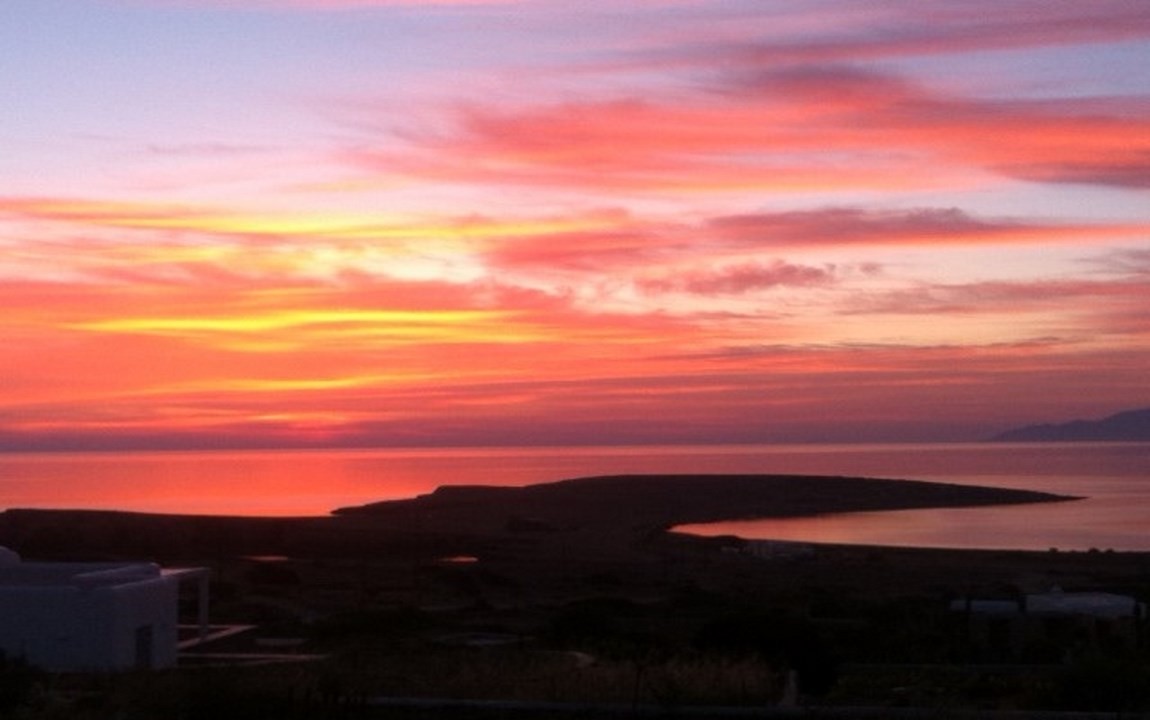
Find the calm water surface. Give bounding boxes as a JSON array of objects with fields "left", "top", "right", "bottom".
[{"left": 1, "top": 443, "right": 1147, "bottom": 550}]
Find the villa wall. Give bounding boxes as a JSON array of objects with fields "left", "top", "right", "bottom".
[{"left": 0, "top": 555, "right": 181, "bottom": 672}]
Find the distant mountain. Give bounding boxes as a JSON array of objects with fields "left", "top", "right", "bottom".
[{"left": 991, "top": 407, "right": 1150, "bottom": 442}]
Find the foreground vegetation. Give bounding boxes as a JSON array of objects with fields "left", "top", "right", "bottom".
[{"left": 5, "top": 635, "right": 1150, "bottom": 718}]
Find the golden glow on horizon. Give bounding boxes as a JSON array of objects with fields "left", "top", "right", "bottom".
[
  {"left": 0, "top": 198, "right": 625, "bottom": 243},
  {"left": 67, "top": 308, "right": 554, "bottom": 354},
  {"left": 74, "top": 309, "right": 507, "bottom": 335}
]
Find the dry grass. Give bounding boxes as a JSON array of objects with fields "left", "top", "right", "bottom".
[{"left": 328, "top": 647, "right": 781, "bottom": 707}]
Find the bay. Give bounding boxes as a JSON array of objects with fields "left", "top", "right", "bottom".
[{"left": 0, "top": 442, "right": 1147, "bottom": 551}]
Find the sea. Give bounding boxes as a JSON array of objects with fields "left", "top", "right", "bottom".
[{"left": 1, "top": 442, "right": 1147, "bottom": 552}]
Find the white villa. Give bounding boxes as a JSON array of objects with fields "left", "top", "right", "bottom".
[
  {"left": 0, "top": 547, "right": 208, "bottom": 672},
  {"left": 951, "top": 587, "right": 1147, "bottom": 658}
]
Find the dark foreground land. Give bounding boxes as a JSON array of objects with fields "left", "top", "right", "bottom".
[{"left": 2, "top": 474, "right": 1149, "bottom": 718}]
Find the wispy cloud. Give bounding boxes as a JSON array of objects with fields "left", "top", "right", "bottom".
[
  {"left": 632, "top": 1, "right": 1150, "bottom": 71},
  {"left": 638, "top": 261, "right": 837, "bottom": 296},
  {"left": 706, "top": 207, "right": 1147, "bottom": 247},
  {"left": 3, "top": 1, "right": 1148, "bottom": 449},
  {"left": 352, "top": 62, "right": 1150, "bottom": 194},
  {"left": 128, "top": 0, "right": 522, "bottom": 8}
]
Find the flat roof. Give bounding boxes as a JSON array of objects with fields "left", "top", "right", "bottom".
[
  {"left": 1027, "top": 591, "right": 1145, "bottom": 618},
  {"left": 952, "top": 591, "right": 1145, "bottom": 619},
  {"left": 0, "top": 561, "right": 164, "bottom": 588}
]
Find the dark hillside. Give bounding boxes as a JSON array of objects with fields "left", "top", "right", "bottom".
[{"left": 992, "top": 407, "right": 1150, "bottom": 442}]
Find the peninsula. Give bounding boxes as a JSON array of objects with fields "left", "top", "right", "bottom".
[
  {"left": 333, "top": 473, "right": 1075, "bottom": 532},
  {"left": 0, "top": 473, "right": 1075, "bottom": 561}
]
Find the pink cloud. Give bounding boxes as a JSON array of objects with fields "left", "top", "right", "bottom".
[
  {"left": 483, "top": 206, "right": 1142, "bottom": 278},
  {"left": 839, "top": 278, "right": 1150, "bottom": 322},
  {"left": 1011, "top": 153, "right": 1150, "bottom": 189},
  {"left": 482, "top": 225, "right": 674, "bottom": 271},
  {"left": 352, "top": 94, "right": 931, "bottom": 193},
  {"left": 130, "top": 0, "right": 519, "bottom": 7},
  {"left": 353, "top": 59, "right": 1150, "bottom": 193},
  {"left": 1093, "top": 248, "right": 1150, "bottom": 276},
  {"left": 639, "top": 261, "right": 837, "bottom": 296},
  {"left": 706, "top": 207, "right": 1144, "bottom": 247},
  {"left": 642, "top": 1, "right": 1150, "bottom": 73}
]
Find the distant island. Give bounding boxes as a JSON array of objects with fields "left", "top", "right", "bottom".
[{"left": 991, "top": 407, "right": 1150, "bottom": 442}]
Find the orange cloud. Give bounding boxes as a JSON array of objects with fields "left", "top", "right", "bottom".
[
  {"left": 0, "top": 196, "right": 602, "bottom": 242},
  {"left": 9, "top": 333, "right": 1145, "bottom": 448},
  {"left": 0, "top": 263, "right": 720, "bottom": 447},
  {"left": 3, "top": 296, "right": 1146, "bottom": 447}
]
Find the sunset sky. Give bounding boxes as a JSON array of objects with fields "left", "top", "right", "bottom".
[{"left": 2, "top": 0, "right": 1149, "bottom": 450}]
